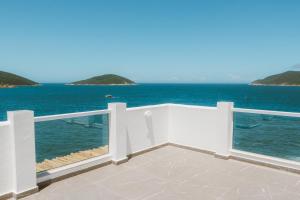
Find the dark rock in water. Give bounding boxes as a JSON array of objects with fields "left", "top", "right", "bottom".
[{"left": 105, "top": 94, "right": 113, "bottom": 98}]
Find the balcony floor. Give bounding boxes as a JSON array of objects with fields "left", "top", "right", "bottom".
[{"left": 23, "top": 145, "right": 300, "bottom": 200}]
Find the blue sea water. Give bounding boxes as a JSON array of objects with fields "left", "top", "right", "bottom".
[
  {"left": 2, "top": 83, "right": 300, "bottom": 119},
  {"left": 1, "top": 84, "right": 300, "bottom": 163}
]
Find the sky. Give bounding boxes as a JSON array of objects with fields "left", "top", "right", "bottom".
[{"left": 1, "top": 0, "right": 300, "bottom": 83}]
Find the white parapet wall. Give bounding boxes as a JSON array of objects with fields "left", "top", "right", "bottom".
[
  {"left": 126, "top": 104, "right": 169, "bottom": 154},
  {"left": 168, "top": 103, "right": 234, "bottom": 157},
  {"left": 0, "top": 121, "right": 13, "bottom": 197},
  {"left": 0, "top": 103, "right": 233, "bottom": 198},
  {"left": 168, "top": 104, "right": 219, "bottom": 153}
]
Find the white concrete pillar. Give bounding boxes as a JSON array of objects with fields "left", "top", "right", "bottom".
[
  {"left": 7, "top": 111, "right": 38, "bottom": 198},
  {"left": 108, "top": 103, "right": 128, "bottom": 164},
  {"left": 215, "top": 102, "right": 234, "bottom": 158}
]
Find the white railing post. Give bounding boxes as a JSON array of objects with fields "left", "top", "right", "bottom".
[
  {"left": 108, "top": 103, "right": 128, "bottom": 164},
  {"left": 215, "top": 102, "right": 234, "bottom": 158},
  {"left": 7, "top": 111, "right": 38, "bottom": 198}
]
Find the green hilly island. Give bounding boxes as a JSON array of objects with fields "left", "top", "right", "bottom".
[
  {"left": 72, "top": 74, "right": 135, "bottom": 85},
  {"left": 252, "top": 71, "right": 300, "bottom": 86},
  {"left": 0, "top": 71, "right": 38, "bottom": 88}
]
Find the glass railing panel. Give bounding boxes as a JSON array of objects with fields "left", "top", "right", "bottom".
[
  {"left": 35, "top": 114, "right": 109, "bottom": 173},
  {"left": 233, "top": 112, "right": 300, "bottom": 162}
]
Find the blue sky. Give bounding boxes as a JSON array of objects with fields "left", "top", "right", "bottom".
[{"left": 1, "top": 0, "right": 300, "bottom": 83}]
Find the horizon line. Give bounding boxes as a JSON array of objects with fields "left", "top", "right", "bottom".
[{"left": 38, "top": 82, "right": 250, "bottom": 84}]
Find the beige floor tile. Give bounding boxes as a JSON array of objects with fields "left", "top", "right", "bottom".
[
  {"left": 98, "top": 168, "right": 167, "bottom": 200},
  {"left": 21, "top": 146, "right": 300, "bottom": 200},
  {"left": 79, "top": 163, "right": 130, "bottom": 183},
  {"left": 140, "top": 155, "right": 207, "bottom": 183}
]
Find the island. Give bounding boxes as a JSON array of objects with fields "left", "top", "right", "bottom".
[
  {"left": 0, "top": 71, "right": 38, "bottom": 88},
  {"left": 251, "top": 71, "right": 300, "bottom": 86},
  {"left": 71, "top": 74, "right": 135, "bottom": 85}
]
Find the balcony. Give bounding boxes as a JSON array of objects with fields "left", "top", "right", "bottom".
[
  {"left": 20, "top": 144, "right": 300, "bottom": 200},
  {"left": 1, "top": 103, "right": 300, "bottom": 199}
]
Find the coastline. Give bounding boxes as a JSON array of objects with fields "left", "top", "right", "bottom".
[
  {"left": 65, "top": 83, "right": 137, "bottom": 86},
  {"left": 250, "top": 83, "right": 300, "bottom": 87},
  {"left": 0, "top": 84, "right": 40, "bottom": 88},
  {"left": 0, "top": 84, "right": 16, "bottom": 88}
]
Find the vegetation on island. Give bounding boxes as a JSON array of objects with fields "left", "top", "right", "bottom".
[
  {"left": 252, "top": 71, "right": 300, "bottom": 86},
  {"left": 71, "top": 74, "right": 135, "bottom": 85},
  {"left": 0, "top": 71, "right": 38, "bottom": 88}
]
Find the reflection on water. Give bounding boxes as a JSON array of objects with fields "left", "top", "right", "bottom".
[{"left": 233, "top": 112, "right": 300, "bottom": 161}]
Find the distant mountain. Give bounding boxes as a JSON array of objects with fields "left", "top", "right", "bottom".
[
  {"left": 252, "top": 71, "right": 300, "bottom": 86},
  {"left": 71, "top": 74, "right": 135, "bottom": 85},
  {"left": 0, "top": 71, "right": 38, "bottom": 88}
]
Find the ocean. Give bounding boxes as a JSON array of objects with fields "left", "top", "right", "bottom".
[
  {"left": 1, "top": 84, "right": 300, "bottom": 163},
  {"left": 2, "top": 83, "right": 300, "bottom": 119}
]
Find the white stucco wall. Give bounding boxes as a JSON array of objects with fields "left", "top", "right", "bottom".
[
  {"left": 126, "top": 105, "right": 169, "bottom": 154},
  {"left": 0, "top": 122, "right": 13, "bottom": 196},
  {"left": 0, "top": 103, "right": 232, "bottom": 197},
  {"left": 168, "top": 104, "right": 219, "bottom": 152}
]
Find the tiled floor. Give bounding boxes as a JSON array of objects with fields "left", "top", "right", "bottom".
[{"left": 23, "top": 146, "right": 300, "bottom": 200}]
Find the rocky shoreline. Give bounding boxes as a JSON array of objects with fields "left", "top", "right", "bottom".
[
  {"left": 0, "top": 84, "right": 16, "bottom": 88},
  {"left": 66, "top": 83, "right": 136, "bottom": 86},
  {"left": 36, "top": 145, "right": 108, "bottom": 173},
  {"left": 0, "top": 84, "right": 40, "bottom": 88},
  {"left": 250, "top": 83, "right": 300, "bottom": 87}
]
